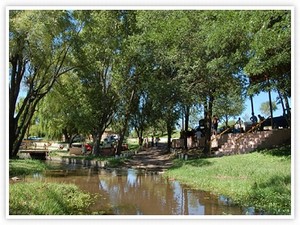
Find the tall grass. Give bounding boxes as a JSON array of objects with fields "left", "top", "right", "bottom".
[{"left": 165, "top": 146, "right": 291, "bottom": 215}]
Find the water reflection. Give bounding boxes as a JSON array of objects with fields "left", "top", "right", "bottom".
[{"left": 24, "top": 162, "right": 250, "bottom": 215}]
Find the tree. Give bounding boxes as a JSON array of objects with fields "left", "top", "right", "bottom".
[
  {"left": 260, "top": 101, "right": 278, "bottom": 117},
  {"left": 176, "top": 11, "right": 250, "bottom": 154},
  {"left": 134, "top": 10, "right": 185, "bottom": 151},
  {"left": 244, "top": 10, "right": 291, "bottom": 116},
  {"left": 9, "top": 10, "right": 80, "bottom": 158},
  {"left": 10, "top": 10, "right": 291, "bottom": 159},
  {"left": 212, "top": 74, "right": 246, "bottom": 127},
  {"left": 72, "top": 11, "right": 125, "bottom": 155}
]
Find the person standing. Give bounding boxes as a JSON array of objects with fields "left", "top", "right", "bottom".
[
  {"left": 258, "top": 114, "right": 265, "bottom": 131},
  {"left": 155, "top": 137, "right": 160, "bottom": 147},
  {"left": 144, "top": 136, "right": 149, "bottom": 149},
  {"left": 195, "top": 129, "right": 202, "bottom": 147},
  {"left": 138, "top": 136, "right": 143, "bottom": 151},
  {"left": 212, "top": 115, "right": 219, "bottom": 135},
  {"left": 235, "top": 117, "right": 243, "bottom": 133},
  {"left": 250, "top": 113, "right": 258, "bottom": 132}
]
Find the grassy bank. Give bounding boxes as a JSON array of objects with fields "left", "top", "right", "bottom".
[
  {"left": 165, "top": 146, "right": 291, "bottom": 215},
  {"left": 9, "top": 182, "right": 94, "bottom": 215},
  {"left": 9, "top": 159, "right": 49, "bottom": 177},
  {"left": 9, "top": 159, "right": 97, "bottom": 215}
]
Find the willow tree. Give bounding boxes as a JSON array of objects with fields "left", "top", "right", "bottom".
[
  {"left": 9, "top": 10, "right": 80, "bottom": 158},
  {"left": 36, "top": 72, "right": 85, "bottom": 142}
]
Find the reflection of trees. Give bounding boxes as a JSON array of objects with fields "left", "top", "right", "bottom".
[
  {"left": 32, "top": 165, "right": 244, "bottom": 215},
  {"left": 183, "top": 188, "right": 189, "bottom": 215},
  {"left": 97, "top": 170, "right": 183, "bottom": 215},
  {"left": 96, "top": 170, "right": 244, "bottom": 215}
]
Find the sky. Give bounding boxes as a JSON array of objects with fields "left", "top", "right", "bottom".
[{"left": 241, "top": 90, "right": 289, "bottom": 122}]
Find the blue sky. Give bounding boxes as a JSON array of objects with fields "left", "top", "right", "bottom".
[{"left": 241, "top": 91, "right": 289, "bottom": 122}]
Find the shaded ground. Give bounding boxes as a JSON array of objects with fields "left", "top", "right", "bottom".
[{"left": 123, "top": 143, "right": 174, "bottom": 170}]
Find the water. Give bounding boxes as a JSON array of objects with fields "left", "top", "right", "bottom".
[{"left": 23, "top": 161, "right": 255, "bottom": 215}]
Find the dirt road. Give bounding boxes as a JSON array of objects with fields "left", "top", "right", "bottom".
[{"left": 123, "top": 144, "right": 174, "bottom": 170}]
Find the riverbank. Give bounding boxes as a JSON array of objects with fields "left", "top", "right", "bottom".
[
  {"left": 9, "top": 144, "right": 291, "bottom": 215},
  {"left": 164, "top": 145, "right": 291, "bottom": 215},
  {"left": 9, "top": 159, "right": 97, "bottom": 215}
]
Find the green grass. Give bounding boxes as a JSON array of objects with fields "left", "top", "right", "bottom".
[
  {"left": 165, "top": 146, "right": 291, "bottom": 215},
  {"left": 126, "top": 138, "right": 139, "bottom": 150},
  {"left": 9, "top": 182, "right": 94, "bottom": 215},
  {"left": 9, "top": 159, "right": 48, "bottom": 177},
  {"left": 9, "top": 159, "right": 99, "bottom": 215},
  {"left": 157, "top": 130, "right": 181, "bottom": 139}
]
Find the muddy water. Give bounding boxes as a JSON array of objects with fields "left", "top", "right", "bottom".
[{"left": 24, "top": 162, "right": 253, "bottom": 215}]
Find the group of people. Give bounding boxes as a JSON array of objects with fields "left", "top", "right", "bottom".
[
  {"left": 138, "top": 113, "right": 266, "bottom": 150},
  {"left": 211, "top": 113, "right": 266, "bottom": 135},
  {"left": 235, "top": 113, "right": 265, "bottom": 133},
  {"left": 139, "top": 136, "right": 160, "bottom": 150},
  {"left": 250, "top": 113, "right": 265, "bottom": 131}
]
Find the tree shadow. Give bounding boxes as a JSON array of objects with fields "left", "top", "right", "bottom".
[{"left": 256, "top": 144, "right": 291, "bottom": 157}]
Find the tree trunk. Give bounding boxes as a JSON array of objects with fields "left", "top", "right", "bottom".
[
  {"left": 92, "top": 132, "right": 101, "bottom": 156},
  {"left": 9, "top": 40, "right": 74, "bottom": 159},
  {"left": 116, "top": 89, "right": 136, "bottom": 155},
  {"left": 166, "top": 120, "right": 172, "bottom": 153},
  {"left": 277, "top": 89, "right": 285, "bottom": 115},
  {"left": 283, "top": 94, "right": 291, "bottom": 127},
  {"left": 62, "top": 128, "right": 71, "bottom": 143},
  {"left": 268, "top": 90, "right": 274, "bottom": 128},
  {"left": 225, "top": 115, "right": 229, "bottom": 127},
  {"left": 117, "top": 121, "right": 129, "bottom": 156},
  {"left": 184, "top": 105, "right": 190, "bottom": 151},
  {"left": 204, "top": 95, "right": 213, "bottom": 156},
  {"left": 10, "top": 96, "right": 40, "bottom": 158}
]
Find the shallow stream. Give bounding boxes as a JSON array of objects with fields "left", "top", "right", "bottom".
[{"left": 23, "top": 161, "right": 257, "bottom": 215}]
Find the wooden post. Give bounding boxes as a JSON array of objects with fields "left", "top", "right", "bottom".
[
  {"left": 250, "top": 95, "right": 254, "bottom": 116},
  {"left": 267, "top": 77, "right": 274, "bottom": 129}
]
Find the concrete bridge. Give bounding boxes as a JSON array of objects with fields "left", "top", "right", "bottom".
[
  {"left": 19, "top": 140, "right": 51, "bottom": 160},
  {"left": 19, "top": 149, "right": 49, "bottom": 160}
]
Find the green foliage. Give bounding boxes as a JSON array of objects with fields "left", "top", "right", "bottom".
[
  {"left": 259, "top": 100, "right": 278, "bottom": 116},
  {"left": 107, "top": 157, "right": 125, "bottom": 168},
  {"left": 244, "top": 10, "right": 291, "bottom": 101},
  {"left": 10, "top": 10, "right": 291, "bottom": 158},
  {"left": 165, "top": 146, "right": 291, "bottom": 215},
  {"left": 37, "top": 72, "right": 85, "bottom": 140},
  {"left": 244, "top": 11, "right": 291, "bottom": 77},
  {"left": 9, "top": 10, "right": 80, "bottom": 157},
  {"left": 9, "top": 182, "right": 94, "bottom": 215}
]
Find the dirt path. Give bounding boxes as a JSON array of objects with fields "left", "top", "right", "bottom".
[{"left": 123, "top": 144, "right": 174, "bottom": 170}]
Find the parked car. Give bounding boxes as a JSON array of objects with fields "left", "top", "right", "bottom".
[
  {"left": 69, "top": 142, "right": 93, "bottom": 155},
  {"left": 27, "top": 136, "right": 43, "bottom": 141},
  {"left": 85, "top": 143, "right": 93, "bottom": 151},
  {"left": 261, "top": 116, "right": 290, "bottom": 129}
]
